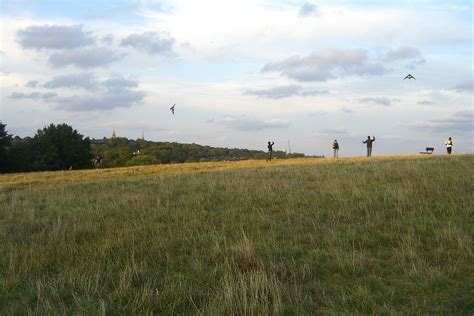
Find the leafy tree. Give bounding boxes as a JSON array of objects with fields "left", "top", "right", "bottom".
[
  {"left": 0, "top": 122, "right": 12, "bottom": 171},
  {"left": 126, "top": 155, "right": 159, "bottom": 166},
  {"left": 116, "top": 147, "right": 133, "bottom": 166},
  {"left": 90, "top": 137, "right": 305, "bottom": 168},
  {"left": 32, "top": 123, "right": 92, "bottom": 171},
  {"left": 8, "top": 136, "right": 34, "bottom": 172}
]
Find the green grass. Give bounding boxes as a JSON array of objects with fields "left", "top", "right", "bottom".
[{"left": 1, "top": 155, "right": 473, "bottom": 314}]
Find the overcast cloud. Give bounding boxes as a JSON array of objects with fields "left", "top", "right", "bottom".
[
  {"left": 211, "top": 116, "right": 290, "bottom": 131},
  {"left": 455, "top": 81, "right": 474, "bottom": 92},
  {"left": 43, "top": 73, "right": 97, "bottom": 91},
  {"left": 262, "top": 49, "right": 390, "bottom": 82},
  {"left": 54, "top": 90, "right": 145, "bottom": 111},
  {"left": 407, "top": 111, "right": 474, "bottom": 133},
  {"left": 17, "top": 25, "right": 95, "bottom": 50},
  {"left": 53, "top": 76, "right": 145, "bottom": 111},
  {"left": 25, "top": 80, "right": 39, "bottom": 88},
  {"left": 121, "top": 32, "right": 175, "bottom": 55},
  {"left": 382, "top": 46, "right": 422, "bottom": 61},
  {"left": 9, "top": 92, "right": 58, "bottom": 100},
  {"left": 244, "top": 85, "right": 329, "bottom": 99},
  {"left": 48, "top": 47, "right": 124, "bottom": 68},
  {"left": 382, "top": 46, "right": 426, "bottom": 69},
  {"left": 299, "top": 3, "right": 318, "bottom": 17},
  {"left": 9, "top": 75, "right": 145, "bottom": 112},
  {"left": 359, "top": 97, "right": 394, "bottom": 106}
]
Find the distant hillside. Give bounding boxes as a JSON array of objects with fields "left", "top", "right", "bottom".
[
  {"left": 0, "top": 122, "right": 306, "bottom": 173},
  {"left": 91, "top": 137, "right": 305, "bottom": 168}
]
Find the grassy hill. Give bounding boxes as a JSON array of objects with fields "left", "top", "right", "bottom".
[{"left": 1, "top": 155, "right": 473, "bottom": 314}]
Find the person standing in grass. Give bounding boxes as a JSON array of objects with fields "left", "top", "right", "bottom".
[
  {"left": 362, "top": 136, "right": 375, "bottom": 157},
  {"left": 445, "top": 137, "right": 453, "bottom": 154},
  {"left": 94, "top": 155, "right": 102, "bottom": 168},
  {"left": 332, "top": 139, "right": 339, "bottom": 158},
  {"left": 267, "top": 141, "right": 275, "bottom": 161}
]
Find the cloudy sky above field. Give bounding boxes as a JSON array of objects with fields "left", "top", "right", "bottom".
[{"left": 1, "top": 0, "right": 473, "bottom": 156}]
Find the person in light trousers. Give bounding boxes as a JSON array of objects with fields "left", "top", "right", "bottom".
[
  {"left": 332, "top": 140, "right": 339, "bottom": 158},
  {"left": 362, "top": 136, "right": 375, "bottom": 157}
]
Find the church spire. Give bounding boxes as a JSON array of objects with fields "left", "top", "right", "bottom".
[{"left": 112, "top": 129, "right": 116, "bottom": 138}]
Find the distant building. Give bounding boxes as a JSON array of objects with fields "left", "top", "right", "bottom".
[
  {"left": 112, "top": 129, "right": 116, "bottom": 138},
  {"left": 91, "top": 138, "right": 106, "bottom": 144}
]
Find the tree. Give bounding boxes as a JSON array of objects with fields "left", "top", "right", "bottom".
[
  {"left": 126, "top": 155, "right": 159, "bottom": 166},
  {"left": 32, "top": 123, "right": 92, "bottom": 171},
  {"left": 9, "top": 137, "right": 34, "bottom": 172},
  {"left": 0, "top": 122, "right": 12, "bottom": 171}
]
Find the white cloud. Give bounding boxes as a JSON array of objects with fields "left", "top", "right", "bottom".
[
  {"left": 140, "top": 1, "right": 471, "bottom": 62},
  {"left": 210, "top": 115, "right": 290, "bottom": 131}
]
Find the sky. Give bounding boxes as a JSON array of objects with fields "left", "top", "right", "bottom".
[{"left": 1, "top": 0, "right": 473, "bottom": 156}]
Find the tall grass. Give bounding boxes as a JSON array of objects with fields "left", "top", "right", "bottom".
[{"left": 1, "top": 155, "right": 473, "bottom": 314}]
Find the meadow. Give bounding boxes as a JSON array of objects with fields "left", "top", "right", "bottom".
[{"left": 1, "top": 155, "right": 473, "bottom": 314}]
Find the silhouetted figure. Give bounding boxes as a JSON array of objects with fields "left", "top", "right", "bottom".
[
  {"left": 267, "top": 141, "right": 275, "bottom": 161},
  {"left": 94, "top": 155, "right": 102, "bottom": 168},
  {"left": 445, "top": 137, "right": 453, "bottom": 154},
  {"left": 332, "top": 139, "right": 339, "bottom": 158},
  {"left": 404, "top": 74, "right": 416, "bottom": 80},
  {"left": 170, "top": 104, "right": 175, "bottom": 115},
  {"left": 362, "top": 136, "right": 375, "bottom": 157}
]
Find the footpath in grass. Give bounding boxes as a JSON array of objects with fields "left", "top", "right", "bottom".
[{"left": 0, "top": 155, "right": 473, "bottom": 314}]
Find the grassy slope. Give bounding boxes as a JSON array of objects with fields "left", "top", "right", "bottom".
[{"left": 1, "top": 155, "right": 473, "bottom": 314}]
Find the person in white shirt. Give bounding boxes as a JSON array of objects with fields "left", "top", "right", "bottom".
[{"left": 445, "top": 137, "right": 453, "bottom": 154}]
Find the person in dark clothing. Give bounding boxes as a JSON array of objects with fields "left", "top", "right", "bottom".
[
  {"left": 94, "top": 155, "right": 102, "bottom": 168},
  {"left": 332, "top": 140, "right": 339, "bottom": 158},
  {"left": 362, "top": 136, "right": 375, "bottom": 157},
  {"left": 267, "top": 141, "right": 275, "bottom": 161}
]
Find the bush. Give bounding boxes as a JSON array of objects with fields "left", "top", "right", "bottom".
[{"left": 125, "top": 155, "right": 160, "bottom": 166}]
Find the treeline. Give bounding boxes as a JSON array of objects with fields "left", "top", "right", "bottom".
[
  {"left": 0, "top": 123, "right": 92, "bottom": 173},
  {"left": 0, "top": 122, "right": 304, "bottom": 173},
  {"left": 92, "top": 138, "right": 303, "bottom": 168}
]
